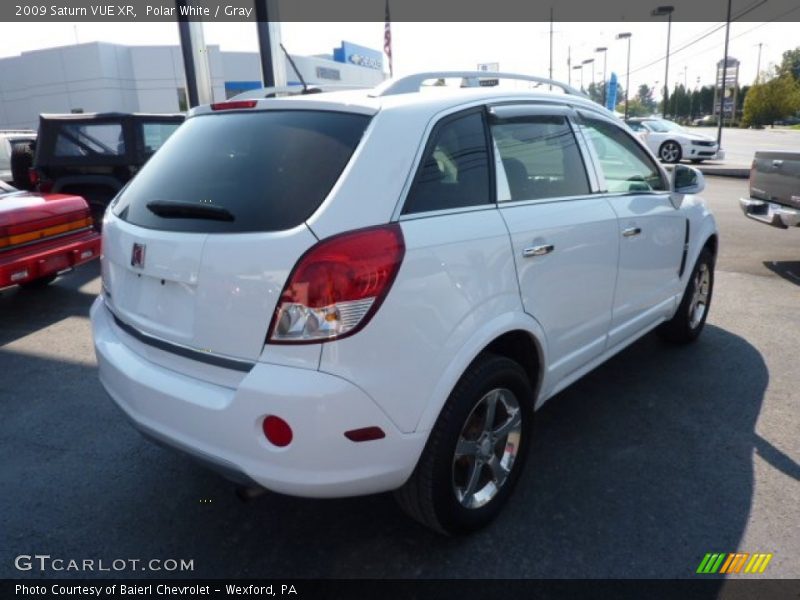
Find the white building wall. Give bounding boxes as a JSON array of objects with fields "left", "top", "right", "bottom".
[{"left": 0, "top": 41, "right": 385, "bottom": 129}]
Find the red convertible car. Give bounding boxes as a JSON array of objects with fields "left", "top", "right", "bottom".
[{"left": 0, "top": 181, "right": 100, "bottom": 289}]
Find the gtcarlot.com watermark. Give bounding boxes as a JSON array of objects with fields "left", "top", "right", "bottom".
[{"left": 14, "top": 554, "right": 194, "bottom": 573}]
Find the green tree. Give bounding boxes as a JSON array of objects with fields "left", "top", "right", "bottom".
[
  {"left": 617, "top": 97, "right": 649, "bottom": 117},
  {"left": 779, "top": 48, "right": 800, "bottom": 82},
  {"left": 586, "top": 82, "right": 603, "bottom": 105},
  {"left": 743, "top": 73, "right": 800, "bottom": 127},
  {"left": 635, "top": 84, "right": 657, "bottom": 114},
  {"left": 699, "top": 85, "right": 715, "bottom": 114}
]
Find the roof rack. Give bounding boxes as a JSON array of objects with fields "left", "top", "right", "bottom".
[
  {"left": 231, "top": 84, "right": 371, "bottom": 100},
  {"left": 372, "top": 71, "right": 587, "bottom": 98}
]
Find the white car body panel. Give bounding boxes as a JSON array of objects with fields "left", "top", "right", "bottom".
[
  {"left": 320, "top": 208, "right": 521, "bottom": 433},
  {"left": 604, "top": 193, "right": 686, "bottom": 346},
  {"left": 92, "top": 83, "right": 719, "bottom": 498},
  {"left": 499, "top": 197, "right": 619, "bottom": 385},
  {"left": 102, "top": 213, "right": 319, "bottom": 366}
]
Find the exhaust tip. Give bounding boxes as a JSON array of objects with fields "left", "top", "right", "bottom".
[{"left": 235, "top": 485, "right": 266, "bottom": 502}]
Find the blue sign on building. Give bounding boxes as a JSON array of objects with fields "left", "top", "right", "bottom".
[{"left": 333, "top": 41, "right": 383, "bottom": 71}]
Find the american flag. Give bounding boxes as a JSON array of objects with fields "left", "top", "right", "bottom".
[{"left": 384, "top": 0, "right": 393, "bottom": 77}]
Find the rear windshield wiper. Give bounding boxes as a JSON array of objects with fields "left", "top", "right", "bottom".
[{"left": 146, "top": 200, "right": 235, "bottom": 222}]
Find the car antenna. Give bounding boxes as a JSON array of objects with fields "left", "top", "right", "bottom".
[{"left": 279, "top": 43, "right": 319, "bottom": 95}]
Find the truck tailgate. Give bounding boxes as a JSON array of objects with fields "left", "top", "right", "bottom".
[{"left": 750, "top": 151, "right": 800, "bottom": 209}]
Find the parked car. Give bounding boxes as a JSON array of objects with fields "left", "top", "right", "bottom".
[
  {"left": 30, "top": 112, "right": 184, "bottom": 228},
  {"left": 0, "top": 130, "right": 36, "bottom": 185},
  {"left": 91, "top": 72, "right": 719, "bottom": 535},
  {"left": 692, "top": 115, "right": 716, "bottom": 127},
  {"left": 0, "top": 180, "right": 100, "bottom": 290},
  {"left": 739, "top": 151, "right": 800, "bottom": 228},
  {"left": 626, "top": 117, "right": 724, "bottom": 164}
]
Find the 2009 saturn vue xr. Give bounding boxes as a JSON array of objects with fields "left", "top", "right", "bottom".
[{"left": 91, "top": 72, "right": 718, "bottom": 535}]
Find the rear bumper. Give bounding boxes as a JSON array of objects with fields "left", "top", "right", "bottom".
[
  {"left": 739, "top": 197, "right": 800, "bottom": 229},
  {"left": 91, "top": 297, "right": 427, "bottom": 498},
  {"left": 0, "top": 230, "right": 100, "bottom": 288}
]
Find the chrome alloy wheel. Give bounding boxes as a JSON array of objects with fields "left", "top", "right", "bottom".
[
  {"left": 452, "top": 388, "right": 522, "bottom": 509},
  {"left": 660, "top": 141, "right": 681, "bottom": 163},
  {"left": 689, "top": 262, "right": 711, "bottom": 329}
]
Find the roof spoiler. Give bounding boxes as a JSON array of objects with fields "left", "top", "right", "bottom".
[{"left": 230, "top": 84, "right": 372, "bottom": 100}]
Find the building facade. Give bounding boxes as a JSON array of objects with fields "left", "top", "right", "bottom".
[{"left": 0, "top": 41, "right": 386, "bottom": 129}]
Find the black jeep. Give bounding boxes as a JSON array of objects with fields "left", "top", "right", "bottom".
[{"left": 28, "top": 112, "right": 184, "bottom": 227}]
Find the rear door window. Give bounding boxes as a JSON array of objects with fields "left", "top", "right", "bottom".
[
  {"left": 491, "top": 114, "right": 590, "bottom": 201},
  {"left": 113, "top": 110, "right": 370, "bottom": 233},
  {"left": 402, "top": 110, "right": 491, "bottom": 215}
]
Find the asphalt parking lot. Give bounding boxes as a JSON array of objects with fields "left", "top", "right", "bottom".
[{"left": 1, "top": 177, "right": 798, "bottom": 580}]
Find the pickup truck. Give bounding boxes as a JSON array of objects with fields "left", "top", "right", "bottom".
[{"left": 739, "top": 151, "right": 800, "bottom": 229}]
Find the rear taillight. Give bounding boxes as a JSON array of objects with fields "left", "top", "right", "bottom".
[
  {"left": 267, "top": 224, "right": 405, "bottom": 344},
  {"left": 28, "top": 167, "right": 38, "bottom": 187}
]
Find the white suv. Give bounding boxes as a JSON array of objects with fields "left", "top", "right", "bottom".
[{"left": 91, "top": 72, "right": 718, "bottom": 534}]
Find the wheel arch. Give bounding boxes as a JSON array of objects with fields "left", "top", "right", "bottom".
[{"left": 414, "top": 314, "right": 548, "bottom": 434}]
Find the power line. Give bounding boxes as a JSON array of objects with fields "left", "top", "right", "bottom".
[
  {"left": 626, "top": 0, "right": 768, "bottom": 77},
  {"left": 658, "top": 4, "right": 800, "bottom": 81}
]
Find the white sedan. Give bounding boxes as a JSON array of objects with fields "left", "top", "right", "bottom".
[{"left": 626, "top": 117, "right": 725, "bottom": 164}]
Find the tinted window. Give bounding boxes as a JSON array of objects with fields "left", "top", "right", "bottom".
[
  {"left": 55, "top": 123, "right": 125, "bottom": 157},
  {"left": 403, "top": 111, "right": 490, "bottom": 214},
  {"left": 113, "top": 110, "right": 370, "bottom": 233},
  {"left": 141, "top": 122, "right": 181, "bottom": 156},
  {"left": 492, "top": 115, "right": 589, "bottom": 201},
  {"left": 581, "top": 117, "right": 667, "bottom": 193}
]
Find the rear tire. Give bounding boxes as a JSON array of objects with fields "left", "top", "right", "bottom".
[
  {"left": 394, "top": 354, "right": 534, "bottom": 535},
  {"left": 658, "top": 248, "right": 714, "bottom": 343}
]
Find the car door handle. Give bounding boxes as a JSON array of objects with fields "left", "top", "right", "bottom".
[
  {"left": 522, "top": 244, "right": 554, "bottom": 258},
  {"left": 622, "top": 226, "right": 642, "bottom": 237}
]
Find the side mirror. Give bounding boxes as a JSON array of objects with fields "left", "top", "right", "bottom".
[{"left": 672, "top": 164, "right": 705, "bottom": 195}]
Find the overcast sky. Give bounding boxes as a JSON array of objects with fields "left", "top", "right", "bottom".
[{"left": 1, "top": 21, "right": 796, "bottom": 99}]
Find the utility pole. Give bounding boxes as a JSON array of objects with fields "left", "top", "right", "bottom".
[
  {"left": 549, "top": 7, "right": 554, "bottom": 90},
  {"left": 755, "top": 42, "right": 763, "bottom": 83},
  {"left": 176, "top": 0, "right": 213, "bottom": 107},
  {"left": 717, "top": 0, "right": 732, "bottom": 146},
  {"left": 567, "top": 45, "right": 572, "bottom": 87},
  {"left": 583, "top": 58, "right": 595, "bottom": 98},
  {"left": 652, "top": 5, "right": 675, "bottom": 118},
  {"left": 616, "top": 32, "right": 632, "bottom": 119},
  {"left": 254, "top": 0, "right": 287, "bottom": 88},
  {"left": 596, "top": 47, "right": 608, "bottom": 105}
]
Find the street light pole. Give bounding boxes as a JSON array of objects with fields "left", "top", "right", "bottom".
[
  {"left": 583, "top": 58, "right": 595, "bottom": 99},
  {"left": 652, "top": 5, "right": 675, "bottom": 118},
  {"left": 616, "top": 32, "right": 632, "bottom": 118},
  {"left": 596, "top": 47, "right": 608, "bottom": 105},
  {"left": 717, "top": 0, "right": 732, "bottom": 146},
  {"left": 573, "top": 65, "right": 583, "bottom": 91}
]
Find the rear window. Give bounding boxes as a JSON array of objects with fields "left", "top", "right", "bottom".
[
  {"left": 55, "top": 123, "right": 125, "bottom": 157},
  {"left": 113, "top": 110, "right": 370, "bottom": 233}
]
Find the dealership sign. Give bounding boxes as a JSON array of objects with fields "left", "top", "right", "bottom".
[{"left": 333, "top": 41, "right": 383, "bottom": 71}]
